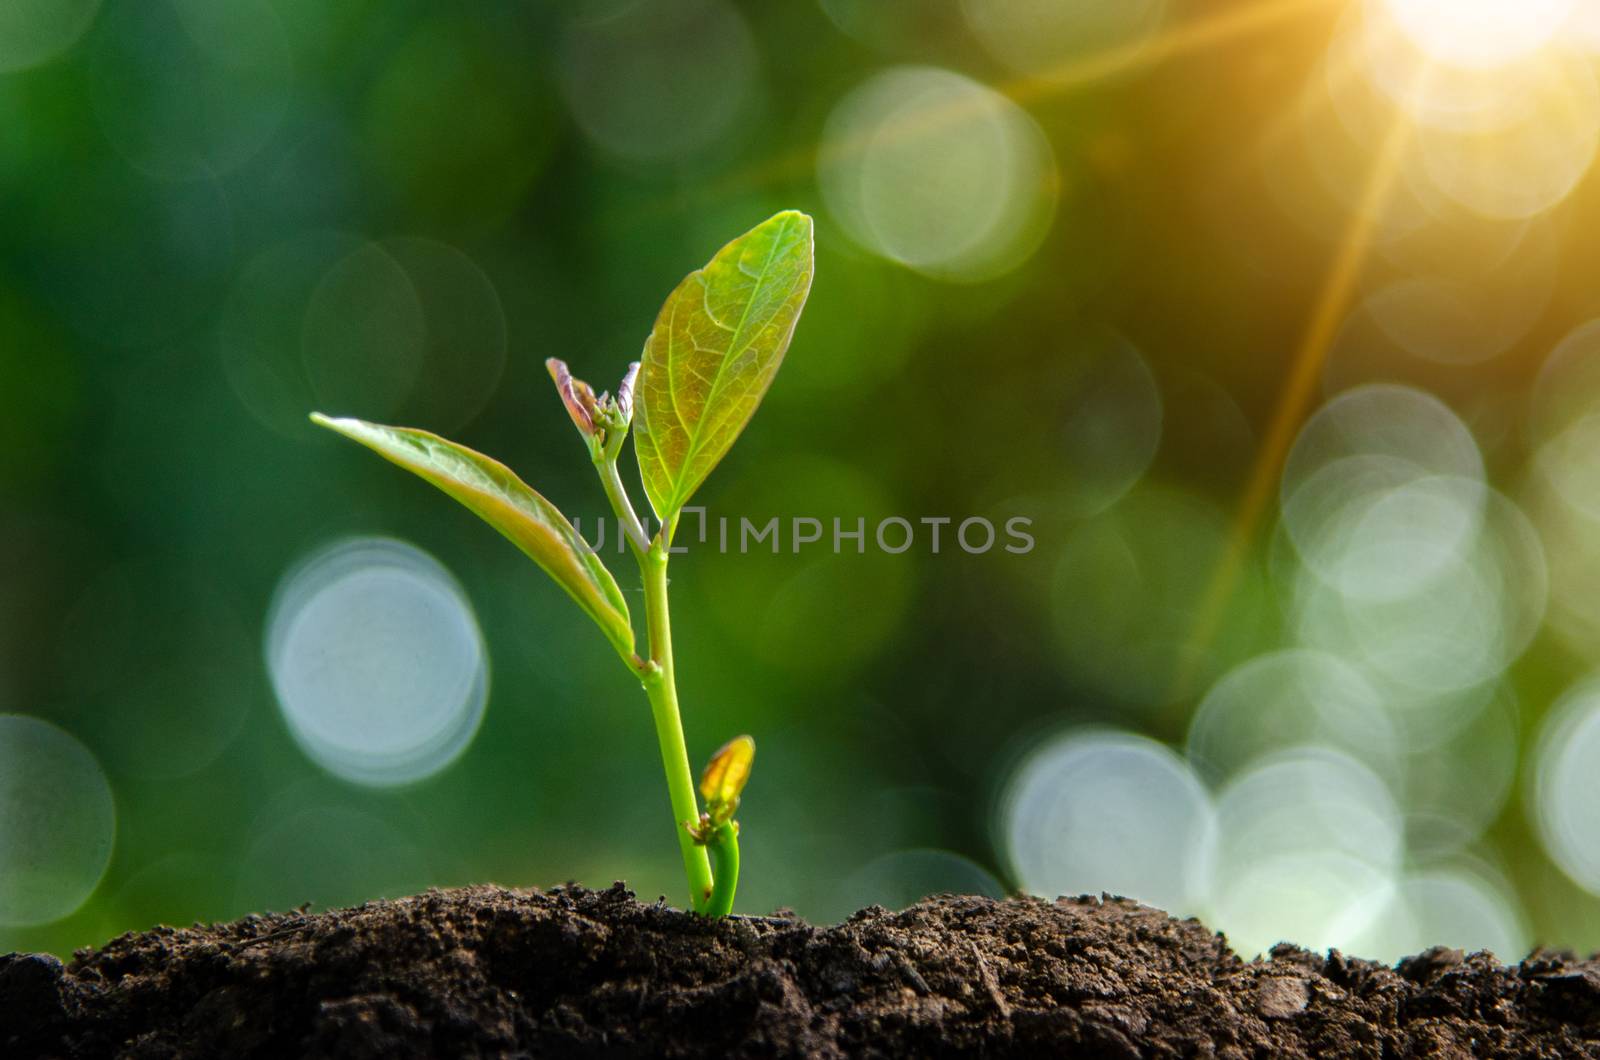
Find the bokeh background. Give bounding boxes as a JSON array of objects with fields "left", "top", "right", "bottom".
[{"left": 5, "top": 0, "right": 1600, "bottom": 964}]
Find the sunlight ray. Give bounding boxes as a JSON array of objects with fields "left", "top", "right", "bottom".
[
  {"left": 1170, "top": 63, "right": 1434, "bottom": 705},
  {"left": 1001, "top": 0, "right": 1339, "bottom": 103},
  {"left": 661, "top": 0, "right": 1339, "bottom": 215}
]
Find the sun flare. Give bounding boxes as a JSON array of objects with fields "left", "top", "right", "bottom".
[{"left": 1378, "top": 0, "right": 1574, "bottom": 69}]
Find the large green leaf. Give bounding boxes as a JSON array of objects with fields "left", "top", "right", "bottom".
[
  {"left": 634, "top": 210, "right": 814, "bottom": 525},
  {"left": 310, "top": 414, "right": 634, "bottom": 657}
]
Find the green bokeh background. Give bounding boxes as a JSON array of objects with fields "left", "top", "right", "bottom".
[{"left": 6, "top": 0, "right": 1600, "bottom": 959}]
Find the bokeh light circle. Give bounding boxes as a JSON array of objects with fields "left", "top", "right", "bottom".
[
  {"left": 1187, "top": 650, "right": 1397, "bottom": 785},
  {"left": 220, "top": 231, "right": 365, "bottom": 438},
  {"left": 1281, "top": 384, "right": 1485, "bottom": 601},
  {"left": 1401, "top": 685, "right": 1517, "bottom": 857},
  {"left": 1290, "top": 10, "right": 1435, "bottom": 247},
  {"left": 1533, "top": 321, "right": 1600, "bottom": 482},
  {"left": 1376, "top": 0, "right": 1573, "bottom": 70},
  {"left": 1055, "top": 331, "right": 1163, "bottom": 518},
  {"left": 999, "top": 729, "right": 1214, "bottom": 914},
  {"left": 1357, "top": 11, "right": 1585, "bottom": 133},
  {"left": 375, "top": 237, "right": 508, "bottom": 432},
  {"left": 1527, "top": 395, "right": 1600, "bottom": 659},
  {"left": 1363, "top": 213, "right": 1559, "bottom": 369},
  {"left": 266, "top": 538, "right": 489, "bottom": 787},
  {"left": 1364, "top": 271, "right": 1541, "bottom": 368},
  {"left": 1283, "top": 385, "right": 1484, "bottom": 518},
  {"left": 1348, "top": 866, "right": 1527, "bottom": 963},
  {"left": 1532, "top": 482, "right": 1600, "bottom": 656},
  {"left": 560, "top": 0, "right": 759, "bottom": 163},
  {"left": 1415, "top": 71, "right": 1600, "bottom": 221},
  {"left": 1534, "top": 414, "right": 1600, "bottom": 529},
  {"left": 0, "top": 715, "right": 116, "bottom": 926},
  {"left": 817, "top": 0, "right": 964, "bottom": 55},
  {"left": 1533, "top": 678, "right": 1600, "bottom": 896},
  {"left": 0, "top": 0, "right": 100, "bottom": 72},
  {"left": 301, "top": 241, "right": 427, "bottom": 419},
  {"left": 1305, "top": 470, "right": 1486, "bottom": 603},
  {"left": 1211, "top": 851, "right": 1394, "bottom": 958},
  {"left": 1350, "top": 3, "right": 1600, "bottom": 220},
  {"left": 1213, "top": 746, "right": 1403, "bottom": 873},
  {"left": 1292, "top": 486, "right": 1546, "bottom": 705},
  {"left": 90, "top": 0, "right": 293, "bottom": 180},
  {"left": 961, "top": 0, "right": 1167, "bottom": 78},
  {"left": 223, "top": 232, "right": 504, "bottom": 438},
  {"left": 1207, "top": 746, "right": 1402, "bottom": 956},
  {"left": 1530, "top": 317, "right": 1600, "bottom": 616},
  {"left": 818, "top": 66, "right": 1057, "bottom": 281}
]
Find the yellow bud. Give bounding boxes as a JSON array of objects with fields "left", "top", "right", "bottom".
[{"left": 699, "top": 735, "right": 755, "bottom": 816}]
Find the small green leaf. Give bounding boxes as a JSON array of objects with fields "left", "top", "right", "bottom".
[
  {"left": 310, "top": 413, "right": 634, "bottom": 657},
  {"left": 635, "top": 210, "right": 814, "bottom": 526}
]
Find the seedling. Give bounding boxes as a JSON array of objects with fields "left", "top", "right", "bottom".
[{"left": 311, "top": 211, "right": 814, "bottom": 916}]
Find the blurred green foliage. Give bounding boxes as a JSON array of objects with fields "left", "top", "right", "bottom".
[{"left": 6, "top": 0, "right": 1600, "bottom": 959}]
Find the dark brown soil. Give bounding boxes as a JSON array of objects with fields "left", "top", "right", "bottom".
[{"left": 5, "top": 883, "right": 1600, "bottom": 1058}]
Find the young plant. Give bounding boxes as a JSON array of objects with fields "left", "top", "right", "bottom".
[{"left": 310, "top": 211, "right": 814, "bottom": 917}]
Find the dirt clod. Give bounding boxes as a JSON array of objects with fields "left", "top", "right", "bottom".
[
  {"left": 1255, "top": 975, "right": 1309, "bottom": 1019},
  {"left": 4, "top": 883, "right": 1600, "bottom": 1057}
]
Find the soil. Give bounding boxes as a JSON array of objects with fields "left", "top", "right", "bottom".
[{"left": 5, "top": 883, "right": 1600, "bottom": 1058}]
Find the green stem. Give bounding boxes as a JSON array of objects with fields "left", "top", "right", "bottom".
[
  {"left": 591, "top": 446, "right": 716, "bottom": 913},
  {"left": 640, "top": 545, "right": 715, "bottom": 912},
  {"left": 594, "top": 452, "right": 650, "bottom": 564},
  {"left": 702, "top": 821, "right": 740, "bottom": 918}
]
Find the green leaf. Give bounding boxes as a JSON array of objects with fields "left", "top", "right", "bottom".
[
  {"left": 310, "top": 413, "right": 634, "bottom": 657},
  {"left": 634, "top": 210, "right": 814, "bottom": 525}
]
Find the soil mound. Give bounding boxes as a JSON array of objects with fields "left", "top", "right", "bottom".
[{"left": 5, "top": 883, "right": 1599, "bottom": 1057}]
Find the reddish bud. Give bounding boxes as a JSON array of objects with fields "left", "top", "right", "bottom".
[
  {"left": 617, "top": 362, "right": 640, "bottom": 424},
  {"left": 547, "top": 358, "right": 600, "bottom": 438}
]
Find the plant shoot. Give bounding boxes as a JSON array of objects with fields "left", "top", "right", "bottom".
[{"left": 311, "top": 211, "right": 814, "bottom": 916}]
